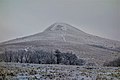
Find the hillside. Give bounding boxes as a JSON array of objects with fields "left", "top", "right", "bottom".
[{"left": 0, "top": 23, "right": 120, "bottom": 66}]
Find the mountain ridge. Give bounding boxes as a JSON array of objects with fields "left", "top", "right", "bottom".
[
  {"left": 1, "top": 23, "right": 120, "bottom": 49},
  {"left": 0, "top": 23, "right": 120, "bottom": 66}
]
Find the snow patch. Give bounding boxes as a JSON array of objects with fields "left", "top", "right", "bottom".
[{"left": 51, "top": 24, "right": 67, "bottom": 31}]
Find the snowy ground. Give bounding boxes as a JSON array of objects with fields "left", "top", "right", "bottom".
[{"left": 0, "top": 62, "right": 120, "bottom": 80}]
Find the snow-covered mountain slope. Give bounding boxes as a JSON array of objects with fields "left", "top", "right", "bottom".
[
  {"left": 1, "top": 23, "right": 120, "bottom": 49},
  {"left": 0, "top": 23, "right": 120, "bottom": 65}
]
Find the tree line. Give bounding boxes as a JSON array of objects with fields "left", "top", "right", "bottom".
[{"left": 0, "top": 49, "right": 85, "bottom": 66}]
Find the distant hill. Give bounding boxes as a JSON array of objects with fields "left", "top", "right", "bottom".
[{"left": 0, "top": 23, "right": 120, "bottom": 66}]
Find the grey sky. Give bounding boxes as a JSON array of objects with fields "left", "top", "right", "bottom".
[{"left": 0, "top": 0, "right": 120, "bottom": 42}]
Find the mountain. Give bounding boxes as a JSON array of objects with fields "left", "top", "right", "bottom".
[{"left": 0, "top": 23, "right": 120, "bottom": 66}]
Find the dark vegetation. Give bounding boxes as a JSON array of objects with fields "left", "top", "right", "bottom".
[
  {"left": 104, "top": 57, "right": 120, "bottom": 67},
  {"left": 0, "top": 49, "right": 85, "bottom": 66},
  {"left": 89, "top": 44, "right": 120, "bottom": 52}
]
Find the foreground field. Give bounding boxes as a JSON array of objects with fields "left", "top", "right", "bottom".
[{"left": 0, "top": 62, "right": 120, "bottom": 80}]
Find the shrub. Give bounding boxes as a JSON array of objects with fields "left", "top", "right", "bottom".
[{"left": 103, "top": 57, "right": 120, "bottom": 67}]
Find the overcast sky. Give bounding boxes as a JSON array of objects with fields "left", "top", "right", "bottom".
[{"left": 0, "top": 0, "right": 120, "bottom": 42}]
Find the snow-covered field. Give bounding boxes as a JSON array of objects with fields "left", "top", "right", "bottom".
[{"left": 0, "top": 62, "right": 120, "bottom": 80}]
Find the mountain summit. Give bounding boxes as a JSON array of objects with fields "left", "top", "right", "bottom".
[
  {"left": 44, "top": 23, "right": 83, "bottom": 32},
  {"left": 0, "top": 23, "right": 120, "bottom": 66},
  {"left": 45, "top": 23, "right": 70, "bottom": 31}
]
